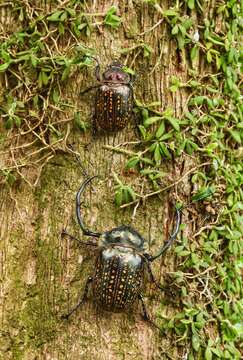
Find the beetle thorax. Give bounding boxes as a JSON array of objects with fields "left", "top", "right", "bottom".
[{"left": 99, "top": 225, "right": 146, "bottom": 251}]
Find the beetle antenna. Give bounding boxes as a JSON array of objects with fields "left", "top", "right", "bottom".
[
  {"left": 87, "top": 56, "right": 101, "bottom": 81},
  {"left": 148, "top": 207, "right": 181, "bottom": 262},
  {"left": 76, "top": 176, "right": 101, "bottom": 237},
  {"left": 66, "top": 144, "right": 89, "bottom": 177}
]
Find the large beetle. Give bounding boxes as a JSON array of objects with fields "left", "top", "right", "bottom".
[
  {"left": 62, "top": 177, "right": 181, "bottom": 326},
  {"left": 80, "top": 60, "right": 134, "bottom": 132}
]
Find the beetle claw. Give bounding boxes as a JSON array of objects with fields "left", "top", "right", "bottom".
[
  {"left": 61, "top": 229, "right": 68, "bottom": 238},
  {"left": 61, "top": 314, "right": 70, "bottom": 321}
]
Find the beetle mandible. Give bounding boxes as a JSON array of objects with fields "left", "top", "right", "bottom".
[
  {"left": 80, "top": 59, "right": 134, "bottom": 133},
  {"left": 62, "top": 176, "right": 181, "bottom": 327}
]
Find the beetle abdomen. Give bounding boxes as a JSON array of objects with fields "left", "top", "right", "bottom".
[
  {"left": 93, "top": 248, "right": 144, "bottom": 312},
  {"left": 94, "top": 84, "right": 132, "bottom": 132}
]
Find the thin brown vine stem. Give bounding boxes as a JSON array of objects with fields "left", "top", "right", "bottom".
[
  {"left": 0, "top": 2, "right": 13, "bottom": 7},
  {"left": 10, "top": 149, "right": 34, "bottom": 188},
  {"left": 0, "top": 136, "right": 66, "bottom": 173},
  {"left": 138, "top": 18, "right": 164, "bottom": 37},
  {"left": 33, "top": 154, "right": 55, "bottom": 187},
  {"left": 23, "top": 137, "right": 65, "bottom": 160},
  {"left": 9, "top": 187, "right": 25, "bottom": 225},
  {"left": 103, "top": 144, "right": 140, "bottom": 157},
  {"left": 0, "top": 151, "right": 58, "bottom": 172},
  {"left": 0, "top": 139, "right": 38, "bottom": 155},
  {"left": 149, "top": 45, "right": 163, "bottom": 75},
  {"left": 23, "top": 119, "right": 49, "bottom": 147},
  {"left": 192, "top": 212, "right": 221, "bottom": 238},
  {"left": 168, "top": 266, "right": 216, "bottom": 279},
  {"left": 119, "top": 161, "right": 212, "bottom": 209},
  {"left": 9, "top": 113, "right": 45, "bottom": 139}
]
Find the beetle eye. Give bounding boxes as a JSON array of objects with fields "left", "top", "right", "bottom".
[
  {"left": 108, "top": 74, "right": 113, "bottom": 80},
  {"left": 116, "top": 73, "right": 122, "bottom": 80}
]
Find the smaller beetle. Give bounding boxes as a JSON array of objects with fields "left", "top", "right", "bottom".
[
  {"left": 62, "top": 177, "right": 181, "bottom": 327},
  {"left": 80, "top": 59, "right": 134, "bottom": 133}
]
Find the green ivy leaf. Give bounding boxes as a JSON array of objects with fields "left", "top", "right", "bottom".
[
  {"left": 156, "top": 121, "right": 165, "bottom": 138},
  {"left": 189, "top": 96, "right": 206, "bottom": 106},
  {"left": 125, "top": 157, "right": 140, "bottom": 170},
  {"left": 164, "top": 9, "right": 179, "bottom": 17},
  {"left": 154, "top": 143, "right": 161, "bottom": 165},
  {"left": 0, "top": 62, "right": 10, "bottom": 72},
  {"left": 104, "top": 6, "right": 121, "bottom": 28},
  {"left": 205, "top": 347, "right": 212, "bottom": 360},
  {"left": 14, "top": 115, "right": 21, "bottom": 127},
  {"left": 160, "top": 143, "right": 172, "bottom": 159},
  {"left": 122, "top": 66, "right": 135, "bottom": 76},
  {"left": 115, "top": 189, "right": 123, "bottom": 207},
  {"left": 126, "top": 186, "right": 136, "bottom": 201},
  {"left": 172, "top": 25, "right": 179, "bottom": 35},
  {"left": 143, "top": 44, "right": 153, "bottom": 58},
  {"left": 61, "top": 67, "right": 70, "bottom": 81},
  {"left": 177, "top": 33, "right": 185, "bottom": 49},
  {"left": 187, "top": 0, "right": 195, "bottom": 10},
  {"left": 192, "top": 187, "right": 215, "bottom": 202},
  {"left": 192, "top": 334, "right": 200, "bottom": 352},
  {"left": 191, "top": 45, "right": 199, "bottom": 61},
  {"left": 5, "top": 117, "right": 13, "bottom": 129},
  {"left": 144, "top": 116, "right": 162, "bottom": 127},
  {"left": 166, "top": 116, "right": 180, "bottom": 131},
  {"left": 228, "top": 129, "right": 242, "bottom": 144},
  {"left": 52, "top": 88, "right": 59, "bottom": 104},
  {"left": 47, "top": 10, "right": 64, "bottom": 22}
]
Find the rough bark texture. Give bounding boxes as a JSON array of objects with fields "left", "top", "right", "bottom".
[{"left": 1, "top": 1, "right": 201, "bottom": 359}]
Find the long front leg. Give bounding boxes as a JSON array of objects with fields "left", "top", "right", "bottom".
[
  {"left": 62, "top": 276, "right": 93, "bottom": 319},
  {"left": 80, "top": 84, "right": 100, "bottom": 96},
  {"left": 61, "top": 229, "right": 98, "bottom": 247}
]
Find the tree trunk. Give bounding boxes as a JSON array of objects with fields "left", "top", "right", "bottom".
[{"left": 1, "top": 1, "right": 242, "bottom": 360}]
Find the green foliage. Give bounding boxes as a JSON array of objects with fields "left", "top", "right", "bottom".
[
  {"left": 113, "top": 173, "right": 137, "bottom": 206},
  {"left": 104, "top": 6, "right": 122, "bottom": 29},
  {"left": 74, "top": 112, "right": 90, "bottom": 132},
  {"left": 0, "top": 170, "right": 17, "bottom": 186},
  {"left": 1, "top": 96, "right": 24, "bottom": 129},
  {"left": 191, "top": 187, "right": 215, "bottom": 202}
]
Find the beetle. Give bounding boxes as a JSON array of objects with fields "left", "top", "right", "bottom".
[
  {"left": 80, "top": 59, "right": 134, "bottom": 133},
  {"left": 62, "top": 176, "right": 181, "bottom": 327}
]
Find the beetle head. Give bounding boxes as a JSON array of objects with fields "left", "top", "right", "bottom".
[
  {"left": 103, "top": 62, "right": 131, "bottom": 84},
  {"left": 100, "top": 225, "right": 145, "bottom": 250}
]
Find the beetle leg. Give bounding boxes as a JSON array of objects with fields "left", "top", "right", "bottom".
[
  {"left": 138, "top": 294, "right": 161, "bottom": 331},
  {"left": 80, "top": 84, "right": 100, "bottom": 96},
  {"left": 66, "top": 144, "right": 89, "bottom": 178},
  {"left": 148, "top": 207, "right": 182, "bottom": 262},
  {"left": 62, "top": 276, "right": 93, "bottom": 319},
  {"left": 139, "top": 294, "right": 149, "bottom": 320},
  {"left": 92, "top": 116, "right": 99, "bottom": 136},
  {"left": 61, "top": 229, "right": 98, "bottom": 247},
  {"left": 128, "top": 84, "right": 141, "bottom": 135},
  {"left": 146, "top": 262, "right": 165, "bottom": 292},
  {"left": 95, "top": 63, "right": 101, "bottom": 81}
]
